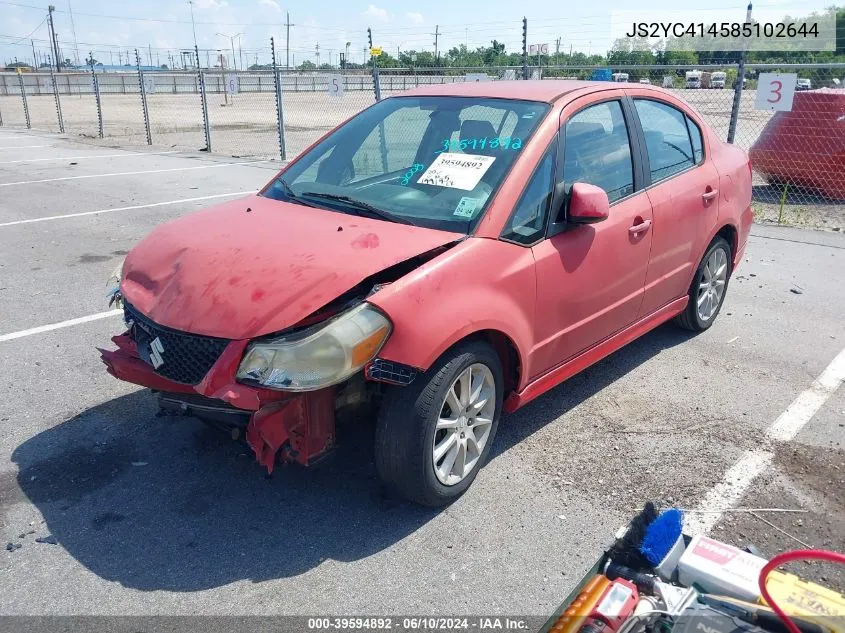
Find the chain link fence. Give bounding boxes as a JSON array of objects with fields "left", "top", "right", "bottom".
[{"left": 1, "top": 61, "right": 843, "bottom": 225}]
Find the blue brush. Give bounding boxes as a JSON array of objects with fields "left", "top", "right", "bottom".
[{"left": 639, "top": 508, "right": 685, "bottom": 580}]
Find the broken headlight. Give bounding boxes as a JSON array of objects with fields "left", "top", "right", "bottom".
[
  {"left": 236, "top": 303, "right": 392, "bottom": 391},
  {"left": 106, "top": 259, "right": 125, "bottom": 309}
]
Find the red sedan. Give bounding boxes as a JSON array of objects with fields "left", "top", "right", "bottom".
[{"left": 101, "top": 81, "right": 753, "bottom": 506}]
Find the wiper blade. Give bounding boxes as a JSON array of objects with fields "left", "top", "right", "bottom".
[
  {"left": 274, "top": 179, "right": 317, "bottom": 208},
  {"left": 299, "top": 192, "right": 415, "bottom": 225}
]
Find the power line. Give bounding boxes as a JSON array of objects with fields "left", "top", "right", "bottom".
[{"left": 4, "top": 13, "right": 47, "bottom": 45}]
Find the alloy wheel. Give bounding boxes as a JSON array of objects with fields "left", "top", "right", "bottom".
[
  {"left": 697, "top": 246, "right": 728, "bottom": 322},
  {"left": 432, "top": 363, "right": 496, "bottom": 486}
]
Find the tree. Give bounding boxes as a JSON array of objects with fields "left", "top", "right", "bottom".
[{"left": 298, "top": 60, "right": 316, "bottom": 71}]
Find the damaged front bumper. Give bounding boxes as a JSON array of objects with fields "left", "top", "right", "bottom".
[{"left": 99, "top": 333, "right": 336, "bottom": 473}]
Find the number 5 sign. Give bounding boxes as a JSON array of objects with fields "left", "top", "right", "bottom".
[
  {"left": 755, "top": 73, "right": 797, "bottom": 112},
  {"left": 327, "top": 74, "right": 344, "bottom": 98}
]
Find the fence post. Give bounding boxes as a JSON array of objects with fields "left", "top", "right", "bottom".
[
  {"left": 135, "top": 49, "right": 152, "bottom": 145},
  {"left": 195, "top": 45, "right": 212, "bottom": 152},
  {"left": 121, "top": 75, "right": 126, "bottom": 94},
  {"left": 47, "top": 59, "right": 65, "bottom": 133},
  {"left": 17, "top": 72, "right": 31, "bottom": 128},
  {"left": 372, "top": 61, "right": 382, "bottom": 101},
  {"left": 271, "top": 37, "right": 287, "bottom": 161},
  {"left": 90, "top": 54, "right": 104, "bottom": 138},
  {"left": 727, "top": 3, "right": 752, "bottom": 144}
]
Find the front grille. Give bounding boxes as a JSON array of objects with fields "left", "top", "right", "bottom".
[{"left": 124, "top": 302, "right": 230, "bottom": 385}]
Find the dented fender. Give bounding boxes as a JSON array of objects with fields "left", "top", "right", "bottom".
[{"left": 368, "top": 238, "right": 537, "bottom": 390}]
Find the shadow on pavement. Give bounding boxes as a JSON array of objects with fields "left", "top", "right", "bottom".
[{"left": 11, "top": 324, "right": 694, "bottom": 591}]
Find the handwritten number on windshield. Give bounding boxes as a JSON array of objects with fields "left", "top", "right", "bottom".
[{"left": 435, "top": 137, "right": 522, "bottom": 153}]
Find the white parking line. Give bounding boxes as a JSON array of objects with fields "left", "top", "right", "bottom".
[
  {"left": 0, "top": 150, "right": 180, "bottom": 165},
  {"left": 0, "top": 190, "right": 254, "bottom": 227},
  {"left": 0, "top": 310, "right": 122, "bottom": 343},
  {"left": 0, "top": 145, "right": 49, "bottom": 150},
  {"left": 686, "top": 344, "right": 845, "bottom": 534},
  {"left": 0, "top": 159, "right": 271, "bottom": 187},
  {"left": 768, "top": 346, "right": 845, "bottom": 441}
]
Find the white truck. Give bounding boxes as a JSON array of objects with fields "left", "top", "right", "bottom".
[
  {"left": 685, "top": 70, "right": 702, "bottom": 89},
  {"left": 612, "top": 72, "right": 630, "bottom": 83},
  {"left": 711, "top": 71, "right": 726, "bottom": 88}
]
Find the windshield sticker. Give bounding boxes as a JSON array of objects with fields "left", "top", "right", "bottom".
[
  {"left": 453, "top": 197, "right": 480, "bottom": 219},
  {"left": 435, "top": 137, "right": 522, "bottom": 154},
  {"left": 418, "top": 153, "right": 496, "bottom": 190},
  {"left": 400, "top": 162, "right": 426, "bottom": 186}
]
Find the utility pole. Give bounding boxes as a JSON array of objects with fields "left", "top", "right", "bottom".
[
  {"left": 315, "top": 42, "right": 320, "bottom": 67},
  {"left": 148, "top": 43, "right": 153, "bottom": 67},
  {"left": 47, "top": 5, "right": 62, "bottom": 72},
  {"left": 238, "top": 37, "right": 243, "bottom": 72},
  {"left": 188, "top": 0, "right": 198, "bottom": 50},
  {"left": 284, "top": 12, "right": 295, "bottom": 70},
  {"left": 521, "top": 17, "right": 528, "bottom": 80},
  {"left": 433, "top": 25, "right": 440, "bottom": 64},
  {"left": 555, "top": 37, "right": 561, "bottom": 57},
  {"left": 68, "top": 0, "right": 80, "bottom": 64},
  {"left": 31, "top": 39, "right": 37, "bottom": 68}
]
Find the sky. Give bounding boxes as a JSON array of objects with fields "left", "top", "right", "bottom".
[{"left": 0, "top": 0, "right": 835, "bottom": 68}]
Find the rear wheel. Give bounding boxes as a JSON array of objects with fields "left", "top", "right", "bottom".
[
  {"left": 674, "top": 236, "right": 732, "bottom": 331},
  {"left": 374, "top": 341, "right": 503, "bottom": 506}
]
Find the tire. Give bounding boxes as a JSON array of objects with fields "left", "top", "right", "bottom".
[
  {"left": 374, "top": 340, "right": 503, "bottom": 507},
  {"left": 674, "top": 236, "right": 732, "bottom": 332}
]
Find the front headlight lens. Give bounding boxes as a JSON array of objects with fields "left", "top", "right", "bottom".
[{"left": 236, "top": 303, "right": 392, "bottom": 391}]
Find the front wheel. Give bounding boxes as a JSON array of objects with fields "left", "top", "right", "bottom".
[
  {"left": 674, "top": 236, "right": 732, "bottom": 331},
  {"left": 374, "top": 341, "right": 503, "bottom": 506}
]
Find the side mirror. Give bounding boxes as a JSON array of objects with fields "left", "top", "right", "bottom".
[{"left": 568, "top": 182, "right": 610, "bottom": 224}]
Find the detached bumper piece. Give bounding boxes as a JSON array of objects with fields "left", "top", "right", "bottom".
[{"left": 99, "top": 321, "right": 336, "bottom": 473}]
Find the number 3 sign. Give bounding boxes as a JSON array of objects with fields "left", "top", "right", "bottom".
[{"left": 755, "top": 73, "right": 797, "bottom": 112}]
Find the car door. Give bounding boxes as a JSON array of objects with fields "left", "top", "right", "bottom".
[
  {"left": 628, "top": 96, "right": 720, "bottom": 317},
  {"left": 526, "top": 96, "right": 653, "bottom": 380}
]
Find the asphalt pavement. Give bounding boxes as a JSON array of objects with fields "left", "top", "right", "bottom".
[{"left": 0, "top": 129, "right": 843, "bottom": 618}]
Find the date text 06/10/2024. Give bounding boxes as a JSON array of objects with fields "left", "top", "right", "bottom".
[{"left": 306, "top": 616, "right": 532, "bottom": 630}]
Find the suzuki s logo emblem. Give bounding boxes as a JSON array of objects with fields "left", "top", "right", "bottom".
[{"left": 149, "top": 337, "right": 165, "bottom": 369}]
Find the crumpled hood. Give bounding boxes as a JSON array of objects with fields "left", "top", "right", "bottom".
[{"left": 121, "top": 195, "right": 461, "bottom": 339}]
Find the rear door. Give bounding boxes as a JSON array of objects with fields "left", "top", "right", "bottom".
[
  {"left": 526, "top": 95, "right": 653, "bottom": 378},
  {"left": 627, "top": 95, "right": 720, "bottom": 317}
]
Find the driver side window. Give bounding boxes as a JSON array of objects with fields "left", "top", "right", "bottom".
[{"left": 633, "top": 99, "right": 696, "bottom": 183}]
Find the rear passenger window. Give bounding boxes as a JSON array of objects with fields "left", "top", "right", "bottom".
[
  {"left": 634, "top": 99, "right": 695, "bottom": 182},
  {"left": 563, "top": 101, "right": 634, "bottom": 203},
  {"left": 686, "top": 116, "right": 704, "bottom": 163}
]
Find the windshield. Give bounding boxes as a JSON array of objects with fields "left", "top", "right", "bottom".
[{"left": 261, "top": 96, "right": 550, "bottom": 233}]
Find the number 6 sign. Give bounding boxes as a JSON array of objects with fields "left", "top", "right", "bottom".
[
  {"left": 224, "top": 74, "right": 239, "bottom": 96},
  {"left": 755, "top": 73, "right": 797, "bottom": 112}
]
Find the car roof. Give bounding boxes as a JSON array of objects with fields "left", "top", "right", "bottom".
[{"left": 392, "top": 79, "right": 656, "bottom": 104}]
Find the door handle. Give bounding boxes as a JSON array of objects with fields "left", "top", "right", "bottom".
[
  {"left": 702, "top": 188, "right": 719, "bottom": 201},
  {"left": 629, "top": 219, "right": 652, "bottom": 235}
]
